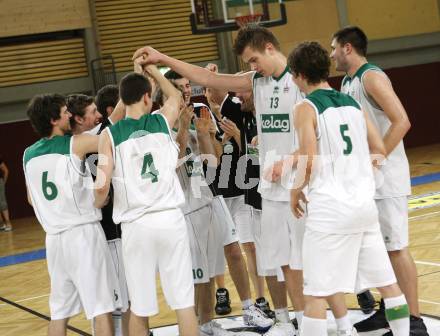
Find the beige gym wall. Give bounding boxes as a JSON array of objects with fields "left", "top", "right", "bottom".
[{"left": 0, "top": 0, "right": 91, "bottom": 38}]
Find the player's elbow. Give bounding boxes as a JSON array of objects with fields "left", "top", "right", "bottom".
[
  {"left": 402, "top": 117, "right": 411, "bottom": 133},
  {"left": 93, "top": 187, "right": 108, "bottom": 208}
]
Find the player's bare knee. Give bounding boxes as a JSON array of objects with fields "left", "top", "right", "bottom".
[
  {"left": 378, "top": 283, "right": 402, "bottom": 298},
  {"left": 242, "top": 242, "right": 256, "bottom": 254},
  {"left": 224, "top": 242, "right": 243, "bottom": 262}
]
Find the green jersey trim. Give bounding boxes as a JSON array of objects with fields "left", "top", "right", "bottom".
[
  {"left": 253, "top": 72, "right": 264, "bottom": 80},
  {"left": 272, "top": 66, "right": 290, "bottom": 82},
  {"left": 110, "top": 113, "right": 170, "bottom": 147},
  {"left": 24, "top": 135, "right": 71, "bottom": 165},
  {"left": 344, "top": 63, "right": 382, "bottom": 84},
  {"left": 306, "top": 89, "right": 361, "bottom": 114}
]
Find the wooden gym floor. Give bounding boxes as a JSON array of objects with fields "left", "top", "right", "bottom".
[{"left": 1, "top": 143, "right": 440, "bottom": 336}]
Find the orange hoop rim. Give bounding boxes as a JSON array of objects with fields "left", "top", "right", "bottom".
[{"left": 235, "top": 13, "right": 263, "bottom": 27}]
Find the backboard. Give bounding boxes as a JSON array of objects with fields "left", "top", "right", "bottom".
[{"left": 189, "top": 0, "right": 287, "bottom": 34}]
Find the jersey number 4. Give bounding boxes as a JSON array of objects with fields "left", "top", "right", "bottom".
[
  {"left": 42, "top": 171, "right": 58, "bottom": 201},
  {"left": 340, "top": 124, "right": 353, "bottom": 155},
  {"left": 141, "top": 152, "right": 159, "bottom": 183}
]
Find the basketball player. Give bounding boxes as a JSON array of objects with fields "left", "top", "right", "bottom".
[
  {"left": 132, "top": 26, "right": 305, "bottom": 336},
  {"left": 164, "top": 70, "right": 273, "bottom": 331},
  {"left": 94, "top": 67, "right": 198, "bottom": 336},
  {"left": 234, "top": 85, "right": 291, "bottom": 325},
  {"left": 24, "top": 94, "right": 120, "bottom": 336},
  {"left": 205, "top": 66, "right": 278, "bottom": 319},
  {"left": 331, "top": 26, "right": 428, "bottom": 335},
  {"left": 67, "top": 93, "right": 130, "bottom": 336},
  {"left": 288, "top": 41, "right": 409, "bottom": 336}
]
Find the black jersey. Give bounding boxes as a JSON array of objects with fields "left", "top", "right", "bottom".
[
  {"left": 242, "top": 112, "right": 261, "bottom": 210},
  {"left": 207, "top": 96, "right": 245, "bottom": 199}
]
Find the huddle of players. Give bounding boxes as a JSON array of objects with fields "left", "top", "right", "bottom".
[{"left": 22, "top": 24, "right": 428, "bottom": 336}]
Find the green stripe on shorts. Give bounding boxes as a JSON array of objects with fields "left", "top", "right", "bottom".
[{"left": 385, "top": 304, "right": 410, "bottom": 321}]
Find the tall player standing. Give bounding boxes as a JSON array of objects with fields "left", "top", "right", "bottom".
[
  {"left": 133, "top": 26, "right": 305, "bottom": 336},
  {"left": 288, "top": 40, "right": 409, "bottom": 336},
  {"left": 94, "top": 66, "right": 198, "bottom": 336},
  {"left": 24, "top": 94, "right": 120, "bottom": 336},
  {"left": 330, "top": 26, "right": 428, "bottom": 335}
]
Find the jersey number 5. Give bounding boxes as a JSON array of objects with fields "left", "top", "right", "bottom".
[
  {"left": 340, "top": 124, "right": 353, "bottom": 155},
  {"left": 141, "top": 152, "right": 159, "bottom": 183},
  {"left": 42, "top": 171, "right": 58, "bottom": 201}
]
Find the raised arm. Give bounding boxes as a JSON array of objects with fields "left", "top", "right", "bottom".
[
  {"left": 94, "top": 131, "right": 114, "bottom": 208},
  {"left": 145, "top": 64, "right": 182, "bottom": 127},
  {"left": 108, "top": 100, "right": 126, "bottom": 125},
  {"left": 133, "top": 46, "right": 253, "bottom": 93},
  {"left": 194, "top": 107, "right": 219, "bottom": 166},
  {"left": 175, "top": 105, "right": 194, "bottom": 159},
  {"left": 363, "top": 71, "right": 411, "bottom": 155}
]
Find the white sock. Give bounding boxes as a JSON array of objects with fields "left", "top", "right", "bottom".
[
  {"left": 275, "top": 307, "right": 290, "bottom": 323},
  {"left": 242, "top": 299, "right": 253, "bottom": 310},
  {"left": 384, "top": 295, "right": 410, "bottom": 336},
  {"left": 335, "top": 313, "right": 352, "bottom": 332},
  {"left": 300, "top": 316, "right": 327, "bottom": 336},
  {"left": 200, "top": 321, "right": 213, "bottom": 333},
  {"left": 294, "top": 310, "right": 304, "bottom": 328}
]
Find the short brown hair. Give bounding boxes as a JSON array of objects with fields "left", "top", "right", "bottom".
[
  {"left": 66, "top": 94, "right": 94, "bottom": 128},
  {"left": 332, "top": 26, "right": 368, "bottom": 57},
  {"left": 233, "top": 25, "right": 280, "bottom": 55},
  {"left": 27, "top": 94, "right": 66, "bottom": 138},
  {"left": 288, "top": 42, "right": 330, "bottom": 85}
]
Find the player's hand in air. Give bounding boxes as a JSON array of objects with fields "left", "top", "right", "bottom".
[
  {"left": 206, "top": 63, "right": 219, "bottom": 73},
  {"left": 132, "top": 46, "right": 163, "bottom": 65},
  {"left": 251, "top": 135, "right": 258, "bottom": 146},
  {"left": 219, "top": 118, "right": 240, "bottom": 144},
  {"left": 194, "top": 107, "right": 211, "bottom": 134},
  {"left": 291, "top": 189, "right": 308, "bottom": 218},
  {"left": 179, "top": 105, "right": 194, "bottom": 130},
  {"left": 133, "top": 56, "right": 145, "bottom": 74}
]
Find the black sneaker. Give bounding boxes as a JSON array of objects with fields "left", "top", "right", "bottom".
[
  {"left": 255, "top": 297, "right": 275, "bottom": 319},
  {"left": 382, "top": 315, "right": 429, "bottom": 336},
  {"left": 354, "top": 299, "right": 389, "bottom": 332},
  {"left": 357, "top": 290, "right": 376, "bottom": 314},
  {"left": 291, "top": 317, "right": 298, "bottom": 330},
  {"left": 215, "top": 288, "right": 232, "bottom": 315}
]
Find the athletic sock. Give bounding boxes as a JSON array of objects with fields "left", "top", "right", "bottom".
[
  {"left": 300, "top": 316, "right": 327, "bottom": 336},
  {"left": 242, "top": 299, "right": 253, "bottom": 310},
  {"left": 200, "top": 321, "right": 213, "bottom": 334},
  {"left": 384, "top": 294, "right": 410, "bottom": 336},
  {"left": 294, "top": 310, "right": 304, "bottom": 327},
  {"left": 335, "top": 313, "right": 352, "bottom": 333},
  {"left": 275, "top": 307, "right": 290, "bottom": 323}
]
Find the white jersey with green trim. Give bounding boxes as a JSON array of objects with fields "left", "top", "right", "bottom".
[
  {"left": 304, "top": 89, "right": 379, "bottom": 233},
  {"left": 341, "top": 63, "right": 411, "bottom": 198},
  {"left": 252, "top": 68, "right": 304, "bottom": 202},
  {"left": 23, "top": 135, "right": 101, "bottom": 234},
  {"left": 108, "top": 113, "right": 184, "bottom": 224},
  {"left": 172, "top": 128, "right": 213, "bottom": 215}
]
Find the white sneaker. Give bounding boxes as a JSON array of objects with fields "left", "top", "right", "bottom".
[
  {"left": 337, "top": 327, "right": 358, "bottom": 336},
  {"left": 243, "top": 304, "right": 274, "bottom": 330},
  {"left": 263, "top": 322, "right": 296, "bottom": 336},
  {"left": 200, "top": 321, "right": 235, "bottom": 336}
]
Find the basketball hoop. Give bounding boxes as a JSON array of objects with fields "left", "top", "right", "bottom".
[{"left": 235, "top": 13, "right": 263, "bottom": 28}]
